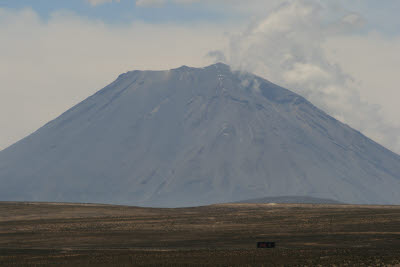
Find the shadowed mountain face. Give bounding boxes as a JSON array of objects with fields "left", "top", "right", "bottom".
[{"left": 0, "top": 63, "right": 399, "bottom": 207}]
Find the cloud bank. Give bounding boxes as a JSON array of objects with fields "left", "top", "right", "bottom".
[
  {"left": 210, "top": 0, "right": 400, "bottom": 153},
  {"left": 1, "top": 0, "right": 400, "bottom": 154},
  {"left": 0, "top": 8, "right": 226, "bottom": 150}
]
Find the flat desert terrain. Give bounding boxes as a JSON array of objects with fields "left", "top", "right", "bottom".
[{"left": 1, "top": 202, "right": 400, "bottom": 266}]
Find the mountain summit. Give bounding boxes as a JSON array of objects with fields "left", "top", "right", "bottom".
[{"left": 0, "top": 63, "right": 399, "bottom": 207}]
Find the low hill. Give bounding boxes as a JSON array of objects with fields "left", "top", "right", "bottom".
[{"left": 236, "top": 196, "right": 343, "bottom": 204}]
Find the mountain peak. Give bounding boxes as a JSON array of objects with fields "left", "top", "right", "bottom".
[
  {"left": 172, "top": 62, "right": 230, "bottom": 72},
  {"left": 0, "top": 64, "right": 399, "bottom": 207},
  {"left": 208, "top": 62, "right": 230, "bottom": 68},
  {"left": 173, "top": 65, "right": 195, "bottom": 71}
]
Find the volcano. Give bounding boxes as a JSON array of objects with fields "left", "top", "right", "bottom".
[{"left": 0, "top": 63, "right": 399, "bottom": 207}]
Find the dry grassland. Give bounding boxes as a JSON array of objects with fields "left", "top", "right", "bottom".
[{"left": 0, "top": 202, "right": 400, "bottom": 266}]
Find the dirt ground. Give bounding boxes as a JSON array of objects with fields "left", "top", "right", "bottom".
[{"left": 0, "top": 202, "right": 399, "bottom": 266}]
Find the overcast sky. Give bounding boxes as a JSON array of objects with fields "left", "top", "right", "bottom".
[{"left": 1, "top": 0, "right": 400, "bottom": 153}]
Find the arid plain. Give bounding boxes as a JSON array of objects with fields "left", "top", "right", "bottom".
[{"left": 1, "top": 202, "right": 400, "bottom": 266}]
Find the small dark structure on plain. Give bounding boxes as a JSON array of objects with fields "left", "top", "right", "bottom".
[{"left": 257, "top": 242, "right": 275, "bottom": 248}]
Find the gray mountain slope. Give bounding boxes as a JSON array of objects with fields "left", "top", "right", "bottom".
[{"left": 0, "top": 63, "right": 399, "bottom": 207}]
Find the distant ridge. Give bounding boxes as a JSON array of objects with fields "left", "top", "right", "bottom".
[{"left": 236, "top": 196, "right": 344, "bottom": 204}]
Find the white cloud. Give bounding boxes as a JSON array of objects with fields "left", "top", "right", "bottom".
[
  {"left": 325, "top": 33, "right": 400, "bottom": 148},
  {"left": 215, "top": 0, "right": 400, "bottom": 153},
  {"left": 0, "top": 8, "right": 227, "bottom": 150},
  {"left": 283, "top": 63, "right": 331, "bottom": 84},
  {"left": 86, "top": 0, "right": 120, "bottom": 7},
  {"left": 1, "top": 1, "right": 400, "bottom": 155}
]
